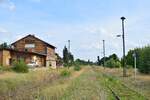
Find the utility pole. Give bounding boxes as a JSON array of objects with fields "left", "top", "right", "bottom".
[
  {"left": 133, "top": 52, "right": 137, "bottom": 79},
  {"left": 121, "top": 16, "right": 127, "bottom": 77},
  {"left": 68, "top": 40, "right": 70, "bottom": 53},
  {"left": 103, "top": 40, "right": 105, "bottom": 67},
  {"left": 67, "top": 40, "right": 71, "bottom": 69}
]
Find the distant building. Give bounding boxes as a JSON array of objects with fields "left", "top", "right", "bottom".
[{"left": 0, "top": 34, "right": 57, "bottom": 68}]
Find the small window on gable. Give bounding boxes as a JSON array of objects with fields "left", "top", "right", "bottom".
[
  {"left": 25, "top": 44, "right": 35, "bottom": 48},
  {"left": 25, "top": 48, "right": 28, "bottom": 51}
]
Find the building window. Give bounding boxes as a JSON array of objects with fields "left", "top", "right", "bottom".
[
  {"left": 25, "top": 44, "right": 35, "bottom": 48},
  {"left": 25, "top": 48, "right": 28, "bottom": 51}
]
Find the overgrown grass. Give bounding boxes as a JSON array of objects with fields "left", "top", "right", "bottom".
[
  {"left": 102, "top": 75, "right": 145, "bottom": 100},
  {"left": 93, "top": 67, "right": 147, "bottom": 100},
  {"left": 73, "top": 63, "right": 81, "bottom": 71},
  {"left": 60, "top": 68, "right": 108, "bottom": 100},
  {"left": 60, "top": 69, "right": 71, "bottom": 77},
  {"left": 0, "top": 66, "right": 148, "bottom": 100},
  {"left": 96, "top": 66, "right": 150, "bottom": 99},
  {"left": 0, "top": 69, "right": 60, "bottom": 99},
  {"left": 13, "top": 59, "right": 29, "bottom": 73},
  {"left": 0, "top": 66, "right": 13, "bottom": 72},
  {"left": 38, "top": 67, "right": 109, "bottom": 100}
]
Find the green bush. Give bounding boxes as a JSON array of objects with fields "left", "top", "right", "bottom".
[
  {"left": 0, "top": 66, "right": 3, "bottom": 72},
  {"left": 0, "top": 66, "right": 12, "bottom": 72},
  {"left": 13, "top": 59, "right": 29, "bottom": 73},
  {"left": 60, "top": 69, "right": 71, "bottom": 77},
  {"left": 63, "top": 63, "right": 68, "bottom": 67},
  {"left": 126, "top": 65, "right": 133, "bottom": 68},
  {"left": 115, "top": 61, "right": 121, "bottom": 68},
  {"left": 106, "top": 58, "right": 121, "bottom": 68},
  {"left": 74, "top": 63, "right": 81, "bottom": 71}
]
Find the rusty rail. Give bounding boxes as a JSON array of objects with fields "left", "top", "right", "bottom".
[{"left": 108, "top": 86, "right": 120, "bottom": 100}]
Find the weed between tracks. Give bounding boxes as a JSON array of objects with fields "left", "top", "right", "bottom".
[{"left": 93, "top": 67, "right": 147, "bottom": 100}]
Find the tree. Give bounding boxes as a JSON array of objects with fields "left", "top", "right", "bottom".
[
  {"left": 97, "top": 56, "right": 101, "bottom": 66},
  {"left": 63, "top": 46, "right": 69, "bottom": 67},
  {"left": 106, "top": 58, "right": 115, "bottom": 68},
  {"left": 62, "top": 46, "right": 74, "bottom": 68},
  {"left": 55, "top": 53, "right": 63, "bottom": 66},
  {"left": 105, "top": 58, "right": 121, "bottom": 68},
  {"left": 99, "top": 54, "right": 119, "bottom": 66},
  {"left": 126, "top": 46, "right": 150, "bottom": 74},
  {"left": 75, "top": 59, "right": 89, "bottom": 65},
  {"left": 108, "top": 54, "right": 119, "bottom": 61},
  {"left": 126, "top": 50, "right": 134, "bottom": 67},
  {"left": 99, "top": 57, "right": 109, "bottom": 66},
  {"left": 0, "top": 42, "right": 10, "bottom": 49},
  {"left": 68, "top": 52, "right": 74, "bottom": 66},
  {"left": 138, "top": 46, "right": 150, "bottom": 74},
  {"left": 99, "top": 53, "right": 121, "bottom": 68}
]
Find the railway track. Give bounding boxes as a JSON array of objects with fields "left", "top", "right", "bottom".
[
  {"left": 107, "top": 86, "right": 120, "bottom": 100},
  {"left": 91, "top": 66, "right": 121, "bottom": 100},
  {"left": 92, "top": 66, "right": 148, "bottom": 100}
]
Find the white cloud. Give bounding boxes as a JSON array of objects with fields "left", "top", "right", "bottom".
[
  {"left": 0, "top": 0, "right": 16, "bottom": 11},
  {"left": 0, "top": 27, "right": 9, "bottom": 33},
  {"left": 9, "top": 1, "right": 15, "bottom": 11}
]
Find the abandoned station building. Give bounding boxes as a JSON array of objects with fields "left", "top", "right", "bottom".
[{"left": 0, "top": 34, "right": 56, "bottom": 68}]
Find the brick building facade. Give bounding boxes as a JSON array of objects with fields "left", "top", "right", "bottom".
[{"left": 0, "top": 34, "right": 56, "bottom": 68}]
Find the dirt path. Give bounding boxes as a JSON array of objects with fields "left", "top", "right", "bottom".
[{"left": 71, "top": 67, "right": 85, "bottom": 79}]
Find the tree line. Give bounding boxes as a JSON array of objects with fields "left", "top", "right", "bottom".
[
  {"left": 97, "top": 53, "right": 121, "bottom": 68},
  {"left": 97, "top": 45, "right": 150, "bottom": 74},
  {"left": 126, "top": 45, "right": 150, "bottom": 74},
  {"left": 62, "top": 46, "right": 95, "bottom": 68},
  {"left": 0, "top": 42, "right": 149, "bottom": 74}
]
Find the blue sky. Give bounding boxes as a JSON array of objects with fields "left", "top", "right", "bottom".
[{"left": 0, "top": 0, "right": 150, "bottom": 61}]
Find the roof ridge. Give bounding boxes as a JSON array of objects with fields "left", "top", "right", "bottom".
[{"left": 11, "top": 34, "right": 56, "bottom": 49}]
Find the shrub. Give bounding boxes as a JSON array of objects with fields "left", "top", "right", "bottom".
[
  {"left": 13, "top": 59, "right": 29, "bottom": 73},
  {"left": 106, "top": 58, "right": 121, "bottom": 68},
  {"left": 126, "top": 65, "right": 133, "bottom": 68},
  {"left": 115, "top": 61, "right": 121, "bottom": 68},
  {"left": 63, "top": 63, "right": 68, "bottom": 67},
  {"left": 0, "top": 66, "right": 12, "bottom": 72},
  {"left": 0, "top": 66, "right": 3, "bottom": 72},
  {"left": 74, "top": 63, "right": 81, "bottom": 71},
  {"left": 60, "top": 69, "right": 71, "bottom": 77}
]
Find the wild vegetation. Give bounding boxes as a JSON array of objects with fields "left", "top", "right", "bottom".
[
  {"left": 98, "top": 67, "right": 150, "bottom": 99},
  {"left": 96, "top": 45, "right": 150, "bottom": 74},
  {"left": 60, "top": 69, "right": 71, "bottom": 77},
  {"left": 97, "top": 53, "right": 121, "bottom": 68},
  {"left": 73, "top": 63, "right": 81, "bottom": 71},
  {"left": 126, "top": 45, "right": 150, "bottom": 74},
  {"left": 0, "top": 42, "right": 149, "bottom": 99},
  {"left": 0, "top": 66, "right": 149, "bottom": 100},
  {"left": 0, "top": 68, "right": 60, "bottom": 99},
  {"left": 63, "top": 46, "right": 74, "bottom": 68},
  {"left": 12, "top": 59, "right": 29, "bottom": 73},
  {"left": 105, "top": 58, "right": 121, "bottom": 68},
  {"left": 0, "top": 42, "right": 11, "bottom": 49}
]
